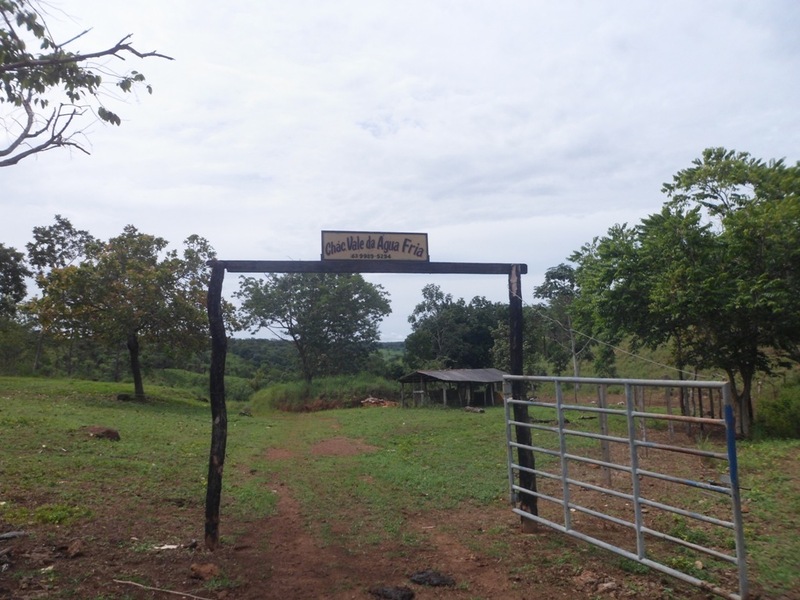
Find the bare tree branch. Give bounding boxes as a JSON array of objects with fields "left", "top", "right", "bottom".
[
  {"left": 0, "top": 101, "right": 90, "bottom": 167},
  {"left": 112, "top": 579, "right": 213, "bottom": 600},
  {"left": 0, "top": 96, "right": 35, "bottom": 158},
  {"left": 0, "top": 35, "right": 173, "bottom": 73},
  {"left": 1, "top": 2, "right": 171, "bottom": 166}
]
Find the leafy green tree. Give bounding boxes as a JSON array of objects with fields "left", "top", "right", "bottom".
[
  {"left": 490, "top": 305, "right": 550, "bottom": 375},
  {"left": 25, "top": 215, "right": 96, "bottom": 371},
  {"left": 569, "top": 224, "right": 641, "bottom": 376},
  {"left": 572, "top": 209, "right": 717, "bottom": 375},
  {"left": 0, "top": 0, "right": 171, "bottom": 166},
  {"left": 405, "top": 284, "right": 505, "bottom": 370},
  {"left": 27, "top": 214, "right": 96, "bottom": 273},
  {"left": 571, "top": 209, "right": 713, "bottom": 413},
  {"left": 226, "top": 338, "right": 300, "bottom": 382},
  {"left": 0, "top": 242, "right": 35, "bottom": 375},
  {"left": 29, "top": 226, "right": 215, "bottom": 398},
  {"left": 571, "top": 148, "right": 800, "bottom": 436},
  {"left": 0, "top": 242, "right": 30, "bottom": 318},
  {"left": 236, "top": 273, "right": 391, "bottom": 383},
  {"left": 664, "top": 148, "right": 800, "bottom": 433},
  {"left": 533, "top": 263, "right": 594, "bottom": 378},
  {"left": 0, "top": 316, "right": 35, "bottom": 374},
  {"left": 721, "top": 196, "right": 800, "bottom": 365},
  {"left": 662, "top": 147, "right": 795, "bottom": 217}
]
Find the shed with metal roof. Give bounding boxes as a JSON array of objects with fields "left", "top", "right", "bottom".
[{"left": 398, "top": 368, "right": 507, "bottom": 407}]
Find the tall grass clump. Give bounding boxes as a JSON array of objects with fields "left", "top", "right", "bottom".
[
  {"left": 755, "top": 382, "right": 800, "bottom": 439},
  {"left": 250, "top": 374, "right": 400, "bottom": 412},
  {"left": 148, "top": 368, "right": 254, "bottom": 403}
]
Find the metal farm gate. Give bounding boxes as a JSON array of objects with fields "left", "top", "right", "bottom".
[{"left": 503, "top": 375, "right": 748, "bottom": 600}]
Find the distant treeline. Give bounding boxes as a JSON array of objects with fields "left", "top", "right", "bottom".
[{"left": 226, "top": 338, "right": 407, "bottom": 385}]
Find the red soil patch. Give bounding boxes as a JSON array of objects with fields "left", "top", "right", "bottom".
[{"left": 310, "top": 436, "right": 379, "bottom": 456}]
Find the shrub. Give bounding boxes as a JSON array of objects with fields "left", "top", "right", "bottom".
[
  {"left": 148, "top": 368, "right": 253, "bottom": 403},
  {"left": 250, "top": 375, "right": 401, "bottom": 412},
  {"left": 755, "top": 385, "right": 800, "bottom": 439},
  {"left": 224, "top": 376, "right": 254, "bottom": 403}
]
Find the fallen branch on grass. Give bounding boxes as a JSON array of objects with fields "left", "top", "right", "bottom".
[{"left": 112, "top": 579, "right": 213, "bottom": 600}]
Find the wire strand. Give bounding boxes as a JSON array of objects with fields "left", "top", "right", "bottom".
[{"left": 524, "top": 300, "right": 697, "bottom": 378}]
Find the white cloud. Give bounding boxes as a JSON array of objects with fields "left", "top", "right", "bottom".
[{"left": 3, "top": 0, "right": 799, "bottom": 340}]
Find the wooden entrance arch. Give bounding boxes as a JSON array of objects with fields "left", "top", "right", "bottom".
[{"left": 204, "top": 259, "right": 536, "bottom": 550}]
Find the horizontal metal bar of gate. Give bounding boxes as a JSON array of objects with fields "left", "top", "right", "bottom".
[{"left": 503, "top": 376, "right": 748, "bottom": 600}]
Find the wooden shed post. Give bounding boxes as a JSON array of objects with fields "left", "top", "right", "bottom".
[
  {"left": 205, "top": 260, "right": 228, "bottom": 550},
  {"left": 509, "top": 264, "right": 538, "bottom": 521}
]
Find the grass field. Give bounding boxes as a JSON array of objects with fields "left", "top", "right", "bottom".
[{"left": 1, "top": 376, "right": 798, "bottom": 599}]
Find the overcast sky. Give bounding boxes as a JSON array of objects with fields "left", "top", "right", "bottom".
[{"left": 3, "top": 1, "right": 799, "bottom": 340}]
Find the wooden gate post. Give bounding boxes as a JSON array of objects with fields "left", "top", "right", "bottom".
[
  {"left": 205, "top": 260, "right": 228, "bottom": 550},
  {"left": 509, "top": 264, "right": 538, "bottom": 521}
]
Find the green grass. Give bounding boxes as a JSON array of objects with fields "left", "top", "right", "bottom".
[
  {"left": 736, "top": 437, "right": 800, "bottom": 592},
  {"left": 229, "top": 404, "right": 516, "bottom": 548},
  {"left": 0, "top": 376, "right": 274, "bottom": 525},
  {"left": 0, "top": 375, "right": 798, "bottom": 597}
]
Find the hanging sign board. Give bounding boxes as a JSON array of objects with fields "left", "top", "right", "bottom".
[{"left": 321, "top": 231, "right": 429, "bottom": 261}]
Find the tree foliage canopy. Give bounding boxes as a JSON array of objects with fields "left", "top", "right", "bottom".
[
  {"left": 26, "top": 214, "right": 95, "bottom": 275},
  {"left": 0, "top": 242, "right": 30, "bottom": 318},
  {"left": 28, "top": 225, "right": 215, "bottom": 397},
  {"left": 405, "top": 284, "right": 505, "bottom": 370},
  {"left": 236, "top": 273, "right": 391, "bottom": 383},
  {"left": 662, "top": 147, "right": 798, "bottom": 217},
  {"left": 570, "top": 148, "right": 800, "bottom": 436},
  {"left": 532, "top": 263, "right": 594, "bottom": 377},
  {"left": 0, "top": 0, "right": 171, "bottom": 166}
]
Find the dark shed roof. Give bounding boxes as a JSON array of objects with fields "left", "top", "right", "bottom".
[{"left": 398, "top": 368, "right": 508, "bottom": 384}]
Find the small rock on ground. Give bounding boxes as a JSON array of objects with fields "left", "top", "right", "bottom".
[
  {"left": 369, "top": 585, "right": 415, "bottom": 599},
  {"left": 409, "top": 569, "right": 455, "bottom": 587}
]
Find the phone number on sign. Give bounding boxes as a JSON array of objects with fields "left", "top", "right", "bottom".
[{"left": 350, "top": 253, "right": 393, "bottom": 260}]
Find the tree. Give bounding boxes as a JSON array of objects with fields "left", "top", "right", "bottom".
[
  {"left": 533, "top": 263, "right": 593, "bottom": 379},
  {"left": 570, "top": 148, "right": 800, "bottom": 437},
  {"left": 236, "top": 273, "right": 391, "bottom": 383},
  {"left": 662, "top": 147, "right": 793, "bottom": 217},
  {"left": 27, "top": 214, "right": 96, "bottom": 272},
  {"left": 722, "top": 196, "right": 800, "bottom": 365},
  {"left": 0, "top": 242, "right": 30, "bottom": 318},
  {"left": 572, "top": 209, "right": 717, "bottom": 373},
  {"left": 1, "top": 0, "right": 171, "bottom": 166},
  {"left": 664, "top": 148, "right": 800, "bottom": 434},
  {"left": 0, "top": 243, "right": 34, "bottom": 376},
  {"left": 405, "top": 284, "right": 506, "bottom": 370},
  {"left": 29, "top": 226, "right": 214, "bottom": 398},
  {"left": 24, "top": 215, "right": 96, "bottom": 370},
  {"left": 569, "top": 224, "right": 643, "bottom": 377},
  {"left": 571, "top": 208, "right": 716, "bottom": 415},
  {"left": 490, "top": 305, "right": 550, "bottom": 375}
]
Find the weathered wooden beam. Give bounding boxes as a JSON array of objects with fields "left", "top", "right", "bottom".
[{"left": 217, "top": 260, "right": 527, "bottom": 276}]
